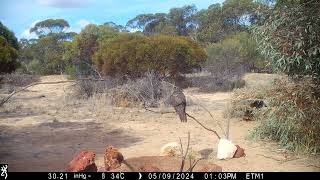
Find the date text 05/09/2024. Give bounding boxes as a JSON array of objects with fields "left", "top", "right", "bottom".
[
  {"left": 46, "top": 172, "right": 264, "bottom": 180},
  {"left": 103, "top": 172, "right": 264, "bottom": 180}
]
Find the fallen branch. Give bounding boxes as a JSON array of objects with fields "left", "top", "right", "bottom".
[
  {"left": 256, "top": 154, "right": 282, "bottom": 161},
  {"left": 186, "top": 113, "right": 221, "bottom": 140},
  {"left": 0, "top": 77, "right": 120, "bottom": 107},
  {"left": 0, "top": 80, "right": 75, "bottom": 107},
  {"left": 143, "top": 104, "right": 175, "bottom": 114},
  {"left": 306, "top": 164, "right": 320, "bottom": 169}
]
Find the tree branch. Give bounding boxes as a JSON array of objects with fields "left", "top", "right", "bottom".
[
  {"left": 0, "top": 77, "right": 120, "bottom": 107},
  {"left": 0, "top": 80, "right": 75, "bottom": 107},
  {"left": 186, "top": 113, "right": 221, "bottom": 140}
]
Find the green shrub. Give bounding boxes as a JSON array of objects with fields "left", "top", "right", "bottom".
[
  {"left": 93, "top": 34, "right": 207, "bottom": 79},
  {"left": 65, "top": 66, "right": 77, "bottom": 79},
  {"left": 204, "top": 32, "right": 268, "bottom": 74},
  {"left": 27, "top": 59, "right": 44, "bottom": 75},
  {"left": 0, "top": 36, "right": 19, "bottom": 74},
  {"left": 228, "top": 75, "right": 320, "bottom": 154},
  {"left": 226, "top": 84, "right": 268, "bottom": 119},
  {"left": 251, "top": 78, "right": 320, "bottom": 154},
  {"left": 252, "top": 2, "right": 320, "bottom": 80},
  {"left": 187, "top": 74, "right": 245, "bottom": 93}
]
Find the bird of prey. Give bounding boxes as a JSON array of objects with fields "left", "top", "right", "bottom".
[{"left": 169, "top": 88, "right": 187, "bottom": 122}]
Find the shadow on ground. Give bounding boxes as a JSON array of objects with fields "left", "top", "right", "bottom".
[{"left": 0, "top": 120, "right": 142, "bottom": 171}]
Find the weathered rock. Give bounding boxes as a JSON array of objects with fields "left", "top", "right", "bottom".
[
  {"left": 217, "top": 138, "right": 237, "bottom": 160},
  {"left": 66, "top": 151, "right": 97, "bottom": 172},
  {"left": 233, "top": 145, "right": 246, "bottom": 158},
  {"left": 104, "top": 146, "right": 124, "bottom": 171}
]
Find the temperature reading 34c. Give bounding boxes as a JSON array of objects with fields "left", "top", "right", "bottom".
[{"left": 102, "top": 172, "right": 125, "bottom": 180}]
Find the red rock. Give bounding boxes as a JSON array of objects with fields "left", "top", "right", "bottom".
[
  {"left": 138, "top": 165, "right": 161, "bottom": 172},
  {"left": 104, "top": 146, "right": 124, "bottom": 171},
  {"left": 233, "top": 145, "right": 246, "bottom": 158},
  {"left": 66, "top": 151, "right": 97, "bottom": 172}
]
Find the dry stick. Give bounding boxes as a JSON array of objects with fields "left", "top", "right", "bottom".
[
  {"left": 179, "top": 132, "right": 190, "bottom": 172},
  {"left": 187, "top": 94, "right": 226, "bottom": 138},
  {"left": 187, "top": 158, "right": 204, "bottom": 172},
  {"left": 256, "top": 154, "right": 282, "bottom": 161},
  {"left": 0, "top": 80, "right": 75, "bottom": 107},
  {"left": 306, "top": 164, "right": 320, "bottom": 169},
  {"left": 143, "top": 104, "right": 175, "bottom": 114},
  {"left": 186, "top": 113, "right": 221, "bottom": 140},
  {"left": 0, "top": 77, "right": 119, "bottom": 107},
  {"left": 226, "top": 117, "right": 230, "bottom": 140},
  {"left": 142, "top": 104, "right": 221, "bottom": 140}
]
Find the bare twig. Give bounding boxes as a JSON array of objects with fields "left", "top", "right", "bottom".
[
  {"left": 143, "top": 103, "right": 221, "bottom": 140},
  {"left": 186, "top": 113, "right": 221, "bottom": 140},
  {"left": 179, "top": 138, "right": 184, "bottom": 160},
  {"left": 143, "top": 104, "right": 175, "bottom": 114},
  {"left": 306, "top": 164, "right": 320, "bottom": 169},
  {"left": 179, "top": 132, "right": 190, "bottom": 172},
  {"left": 226, "top": 117, "right": 230, "bottom": 140},
  {"left": 187, "top": 94, "right": 226, "bottom": 138},
  {"left": 256, "top": 154, "right": 282, "bottom": 161},
  {"left": 0, "top": 90, "right": 16, "bottom": 107},
  {"left": 187, "top": 158, "right": 204, "bottom": 172}
]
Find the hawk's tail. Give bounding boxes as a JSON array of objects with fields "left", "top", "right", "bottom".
[{"left": 178, "top": 112, "right": 187, "bottom": 122}]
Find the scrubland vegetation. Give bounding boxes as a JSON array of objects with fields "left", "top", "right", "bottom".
[{"left": 1, "top": 0, "right": 320, "bottom": 166}]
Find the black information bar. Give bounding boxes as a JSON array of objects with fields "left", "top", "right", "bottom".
[{"left": 4, "top": 172, "right": 320, "bottom": 180}]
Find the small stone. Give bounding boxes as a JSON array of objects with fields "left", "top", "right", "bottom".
[
  {"left": 66, "top": 151, "right": 97, "bottom": 172},
  {"left": 233, "top": 145, "right": 246, "bottom": 158}
]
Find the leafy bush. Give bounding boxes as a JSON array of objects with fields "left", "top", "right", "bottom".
[
  {"left": 204, "top": 31, "right": 267, "bottom": 75},
  {"left": 0, "top": 22, "right": 19, "bottom": 73},
  {"left": 226, "top": 83, "right": 268, "bottom": 119},
  {"left": 94, "top": 34, "right": 207, "bottom": 79},
  {"left": 0, "top": 36, "right": 19, "bottom": 74},
  {"left": 229, "top": 76, "right": 320, "bottom": 154},
  {"left": 251, "top": 78, "right": 320, "bottom": 154},
  {"left": 187, "top": 73, "right": 245, "bottom": 92},
  {"left": 0, "top": 22, "right": 19, "bottom": 50},
  {"left": 63, "top": 24, "right": 120, "bottom": 77},
  {"left": 252, "top": 2, "right": 320, "bottom": 80}
]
